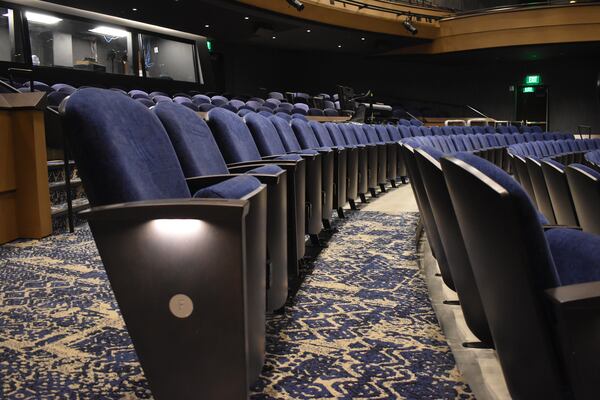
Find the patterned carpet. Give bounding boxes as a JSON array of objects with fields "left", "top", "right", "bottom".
[{"left": 0, "top": 210, "right": 473, "bottom": 399}]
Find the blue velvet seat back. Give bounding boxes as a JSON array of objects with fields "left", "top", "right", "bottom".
[
  {"left": 463, "top": 127, "right": 474, "bottom": 135},
  {"left": 269, "top": 115, "right": 303, "bottom": 152},
  {"left": 451, "top": 136, "right": 467, "bottom": 152},
  {"left": 244, "top": 112, "right": 288, "bottom": 156},
  {"left": 153, "top": 102, "right": 229, "bottom": 177},
  {"left": 431, "top": 126, "right": 443, "bottom": 136},
  {"left": 398, "top": 126, "right": 412, "bottom": 138},
  {"left": 420, "top": 126, "right": 431, "bottom": 136},
  {"left": 309, "top": 121, "right": 335, "bottom": 147},
  {"left": 63, "top": 88, "right": 191, "bottom": 206},
  {"left": 398, "top": 118, "right": 410, "bottom": 126},
  {"left": 353, "top": 125, "right": 370, "bottom": 144},
  {"left": 207, "top": 107, "right": 263, "bottom": 163},
  {"left": 363, "top": 125, "right": 383, "bottom": 144},
  {"left": 442, "top": 126, "right": 454, "bottom": 136},
  {"left": 291, "top": 119, "right": 321, "bottom": 149},
  {"left": 326, "top": 123, "right": 349, "bottom": 146},
  {"left": 410, "top": 126, "right": 422, "bottom": 137},
  {"left": 484, "top": 126, "right": 496, "bottom": 134},
  {"left": 452, "top": 126, "right": 464, "bottom": 135},
  {"left": 452, "top": 153, "right": 559, "bottom": 289},
  {"left": 386, "top": 124, "right": 401, "bottom": 141},
  {"left": 340, "top": 124, "right": 360, "bottom": 145},
  {"left": 585, "top": 149, "right": 600, "bottom": 166},
  {"left": 375, "top": 125, "right": 392, "bottom": 142}
]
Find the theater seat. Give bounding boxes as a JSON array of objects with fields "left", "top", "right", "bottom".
[
  {"left": 60, "top": 88, "right": 267, "bottom": 399},
  {"left": 566, "top": 164, "right": 600, "bottom": 234},
  {"left": 323, "top": 122, "right": 359, "bottom": 207},
  {"left": 309, "top": 121, "right": 349, "bottom": 217},
  {"left": 291, "top": 118, "right": 336, "bottom": 228},
  {"left": 362, "top": 124, "right": 389, "bottom": 191},
  {"left": 400, "top": 143, "right": 456, "bottom": 292},
  {"left": 153, "top": 102, "right": 289, "bottom": 311},
  {"left": 541, "top": 159, "right": 579, "bottom": 227},
  {"left": 339, "top": 124, "right": 370, "bottom": 201},
  {"left": 526, "top": 157, "right": 557, "bottom": 224},
  {"left": 414, "top": 147, "right": 493, "bottom": 347},
  {"left": 442, "top": 152, "right": 600, "bottom": 400}
]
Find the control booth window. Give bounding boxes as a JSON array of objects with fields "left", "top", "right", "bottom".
[
  {"left": 26, "top": 10, "right": 134, "bottom": 75},
  {"left": 141, "top": 34, "right": 197, "bottom": 82},
  {"left": 0, "top": 8, "right": 24, "bottom": 63}
]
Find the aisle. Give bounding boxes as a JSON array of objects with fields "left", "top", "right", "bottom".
[{"left": 251, "top": 187, "right": 472, "bottom": 399}]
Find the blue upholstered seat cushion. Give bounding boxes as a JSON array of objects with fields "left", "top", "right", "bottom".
[
  {"left": 207, "top": 107, "right": 263, "bottom": 163},
  {"left": 452, "top": 152, "right": 558, "bottom": 288},
  {"left": 546, "top": 228, "right": 600, "bottom": 286},
  {"left": 291, "top": 119, "right": 321, "bottom": 149},
  {"left": 63, "top": 88, "right": 191, "bottom": 206},
  {"left": 153, "top": 102, "right": 230, "bottom": 177},
  {"left": 309, "top": 121, "right": 335, "bottom": 147},
  {"left": 193, "top": 175, "right": 261, "bottom": 199},
  {"left": 245, "top": 165, "right": 283, "bottom": 175}
]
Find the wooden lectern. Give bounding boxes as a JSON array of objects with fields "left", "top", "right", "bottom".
[{"left": 0, "top": 92, "right": 52, "bottom": 244}]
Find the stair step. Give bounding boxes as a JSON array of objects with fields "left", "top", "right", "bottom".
[
  {"left": 49, "top": 178, "right": 83, "bottom": 192},
  {"left": 51, "top": 198, "right": 90, "bottom": 217}
]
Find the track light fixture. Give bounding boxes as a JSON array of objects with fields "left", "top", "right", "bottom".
[
  {"left": 403, "top": 18, "right": 418, "bottom": 35},
  {"left": 286, "top": 0, "right": 305, "bottom": 11}
]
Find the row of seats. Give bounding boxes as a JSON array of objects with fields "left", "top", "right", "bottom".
[
  {"left": 58, "top": 88, "right": 406, "bottom": 398},
  {"left": 401, "top": 141, "right": 600, "bottom": 400},
  {"left": 585, "top": 149, "right": 600, "bottom": 170},
  {"left": 396, "top": 124, "right": 565, "bottom": 138}
]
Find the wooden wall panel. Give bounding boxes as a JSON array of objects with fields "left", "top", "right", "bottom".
[
  {"left": 0, "top": 112, "right": 16, "bottom": 193},
  {"left": 12, "top": 111, "right": 52, "bottom": 239},
  {"left": 0, "top": 193, "right": 18, "bottom": 244},
  {"left": 392, "top": 4, "right": 600, "bottom": 54}
]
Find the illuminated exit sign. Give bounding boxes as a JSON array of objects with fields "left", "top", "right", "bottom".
[
  {"left": 523, "top": 86, "right": 535, "bottom": 93},
  {"left": 207, "top": 40, "right": 212, "bottom": 52},
  {"left": 524, "top": 75, "right": 541, "bottom": 85}
]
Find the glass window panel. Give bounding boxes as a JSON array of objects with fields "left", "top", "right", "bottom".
[
  {"left": 141, "top": 34, "right": 196, "bottom": 82},
  {"left": 0, "top": 8, "right": 24, "bottom": 63},
  {"left": 26, "top": 11, "right": 134, "bottom": 75}
]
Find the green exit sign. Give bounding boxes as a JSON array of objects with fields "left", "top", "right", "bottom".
[
  {"left": 206, "top": 40, "right": 212, "bottom": 52},
  {"left": 525, "top": 75, "right": 541, "bottom": 85},
  {"left": 523, "top": 86, "right": 535, "bottom": 93}
]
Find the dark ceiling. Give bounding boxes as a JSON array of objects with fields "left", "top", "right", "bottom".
[
  {"left": 42, "top": 0, "right": 600, "bottom": 62},
  {"left": 43, "top": 0, "right": 424, "bottom": 54}
]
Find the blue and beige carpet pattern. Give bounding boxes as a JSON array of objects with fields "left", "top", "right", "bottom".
[{"left": 0, "top": 210, "right": 473, "bottom": 399}]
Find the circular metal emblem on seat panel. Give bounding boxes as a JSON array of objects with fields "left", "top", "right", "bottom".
[{"left": 169, "top": 294, "right": 194, "bottom": 318}]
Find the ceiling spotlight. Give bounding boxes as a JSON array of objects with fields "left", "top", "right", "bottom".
[
  {"left": 306, "top": 29, "right": 311, "bottom": 33},
  {"left": 403, "top": 18, "right": 418, "bottom": 35},
  {"left": 361, "top": 37, "right": 365, "bottom": 41},
  {"left": 244, "top": 16, "right": 249, "bottom": 20},
  {"left": 204, "top": 24, "right": 210, "bottom": 28},
  {"left": 272, "top": 36, "right": 277, "bottom": 39},
  {"left": 132, "top": 8, "right": 138, "bottom": 11},
  {"left": 337, "top": 44, "right": 342, "bottom": 48},
  {"left": 286, "top": 0, "right": 305, "bottom": 11}
]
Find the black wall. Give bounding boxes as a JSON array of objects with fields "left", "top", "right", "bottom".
[{"left": 215, "top": 42, "right": 600, "bottom": 133}]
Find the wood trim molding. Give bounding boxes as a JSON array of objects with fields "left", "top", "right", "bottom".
[
  {"left": 236, "top": 0, "right": 443, "bottom": 38},
  {"left": 390, "top": 3, "right": 600, "bottom": 54}
]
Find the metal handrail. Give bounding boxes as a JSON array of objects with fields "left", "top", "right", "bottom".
[
  {"left": 450, "top": 0, "right": 599, "bottom": 17},
  {"left": 328, "top": 0, "right": 447, "bottom": 20}
]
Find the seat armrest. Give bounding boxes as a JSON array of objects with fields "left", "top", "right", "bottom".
[
  {"left": 543, "top": 225, "right": 582, "bottom": 231},
  {"left": 546, "top": 281, "right": 600, "bottom": 399},
  {"left": 546, "top": 281, "right": 600, "bottom": 308},
  {"left": 80, "top": 198, "right": 249, "bottom": 222},
  {"left": 227, "top": 160, "right": 298, "bottom": 168},
  {"left": 227, "top": 165, "right": 284, "bottom": 185}
]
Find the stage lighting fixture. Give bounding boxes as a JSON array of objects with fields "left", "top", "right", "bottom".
[
  {"left": 286, "top": 0, "right": 305, "bottom": 11},
  {"left": 403, "top": 18, "right": 418, "bottom": 35}
]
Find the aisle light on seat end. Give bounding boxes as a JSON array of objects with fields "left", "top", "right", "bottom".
[{"left": 286, "top": 0, "right": 305, "bottom": 11}]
